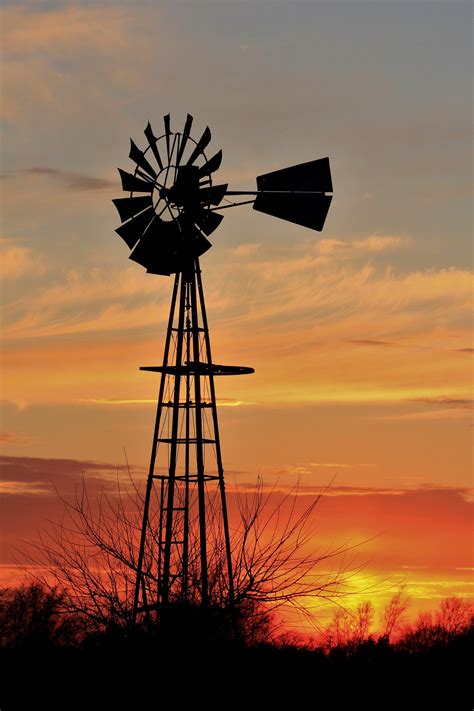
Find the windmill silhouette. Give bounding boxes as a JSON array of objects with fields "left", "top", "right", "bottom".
[{"left": 113, "top": 113, "right": 333, "bottom": 625}]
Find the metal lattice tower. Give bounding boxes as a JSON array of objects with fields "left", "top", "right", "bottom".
[
  {"left": 132, "top": 262, "right": 252, "bottom": 620},
  {"left": 112, "top": 113, "right": 333, "bottom": 624}
]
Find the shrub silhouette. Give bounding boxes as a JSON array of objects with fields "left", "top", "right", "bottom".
[{"left": 0, "top": 584, "right": 77, "bottom": 649}]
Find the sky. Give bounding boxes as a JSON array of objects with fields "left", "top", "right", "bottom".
[{"left": 0, "top": 0, "right": 472, "bottom": 627}]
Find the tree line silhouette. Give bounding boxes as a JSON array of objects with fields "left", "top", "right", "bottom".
[
  {"left": 1, "top": 581, "right": 472, "bottom": 650},
  {"left": 0, "top": 582, "right": 472, "bottom": 708}
]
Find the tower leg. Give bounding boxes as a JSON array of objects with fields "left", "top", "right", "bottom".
[
  {"left": 196, "top": 266, "right": 235, "bottom": 609},
  {"left": 189, "top": 269, "right": 209, "bottom": 605},
  {"left": 160, "top": 274, "right": 187, "bottom": 605},
  {"left": 132, "top": 274, "right": 179, "bottom": 624}
]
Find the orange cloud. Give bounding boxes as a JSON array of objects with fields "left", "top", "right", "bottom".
[
  {"left": 1, "top": 253, "right": 472, "bottom": 411},
  {"left": 0, "top": 480, "right": 49, "bottom": 496},
  {"left": 231, "top": 243, "right": 262, "bottom": 257},
  {"left": 315, "top": 234, "right": 410, "bottom": 256},
  {"left": 0, "top": 431, "right": 37, "bottom": 446},
  {"left": 1, "top": 4, "right": 145, "bottom": 120},
  {"left": 3, "top": 168, "right": 115, "bottom": 192},
  {"left": 0, "top": 239, "right": 45, "bottom": 279},
  {"left": 33, "top": 266, "right": 168, "bottom": 307}
]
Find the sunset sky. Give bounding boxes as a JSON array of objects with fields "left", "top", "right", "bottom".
[{"left": 1, "top": 0, "right": 472, "bottom": 628}]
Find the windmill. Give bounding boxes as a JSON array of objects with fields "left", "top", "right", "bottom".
[{"left": 112, "top": 113, "right": 333, "bottom": 626}]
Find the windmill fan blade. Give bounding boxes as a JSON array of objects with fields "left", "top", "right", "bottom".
[
  {"left": 171, "top": 229, "right": 211, "bottom": 259},
  {"left": 144, "top": 122, "right": 163, "bottom": 171},
  {"left": 199, "top": 183, "right": 228, "bottom": 206},
  {"left": 115, "top": 207, "right": 156, "bottom": 249},
  {"left": 253, "top": 193, "right": 332, "bottom": 232},
  {"left": 147, "top": 217, "right": 182, "bottom": 247},
  {"left": 164, "top": 113, "right": 172, "bottom": 161},
  {"left": 129, "top": 139, "right": 157, "bottom": 179},
  {"left": 187, "top": 127, "right": 211, "bottom": 166},
  {"left": 195, "top": 209, "right": 223, "bottom": 236},
  {"left": 256, "top": 158, "right": 333, "bottom": 194},
  {"left": 112, "top": 196, "right": 153, "bottom": 223},
  {"left": 130, "top": 221, "right": 179, "bottom": 270},
  {"left": 130, "top": 239, "right": 171, "bottom": 274},
  {"left": 198, "top": 150, "right": 223, "bottom": 178},
  {"left": 169, "top": 222, "right": 211, "bottom": 259},
  {"left": 176, "top": 114, "right": 193, "bottom": 166},
  {"left": 129, "top": 232, "right": 156, "bottom": 269},
  {"left": 146, "top": 263, "right": 173, "bottom": 276},
  {"left": 118, "top": 169, "right": 153, "bottom": 193},
  {"left": 192, "top": 231, "right": 212, "bottom": 257}
]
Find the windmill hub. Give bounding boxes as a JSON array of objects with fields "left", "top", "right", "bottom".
[
  {"left": 112, "top": 113, "right": 333, "bottom": 624},
  {"left": 163, "top": 167, "right": 201, "bottom": 210}
]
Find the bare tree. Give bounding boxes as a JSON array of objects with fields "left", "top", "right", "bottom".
[
  {"left": 22, "top": 472, "right": 364, "bottom": 640},
  {"left": 352, "top": 600, "right": 374, "bottom": 643},
  {"left": 380, "top": 586, "right": 410, "bottom": 642},
  {"left": 322, "top": 600, "right": 374, "bottom": 649},
  {"left": 397, "top": 597, "right": 473, "bottom": 652},
  {"left": 435, "top": 596, "right": 473, "bottom": 635}
]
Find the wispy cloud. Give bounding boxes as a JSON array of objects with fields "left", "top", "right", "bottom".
[
  {"left": 384, "top": 408, "right": 472, "bottom": 422},
  {"left": 34, "top": 266, "right": 168, "bottom": 307},
  {"left": 309, "top": 462, "right": 376, "bottom": 469},
  {"left": 411, "top": 396, "right": 472, "bottom": 409},
  {"left": 349, "top": 340, "right": 393, "bottom": 347},
  {"left": 0, "top": 239, "right": 46, "bottom": 279},
  {"left": 2, "top": 254, "right": 472, "bottom": 408},
  {"left": 314, "top": 234, "right": 410, "bottom": 257},
  {"left": 231, "top": 243, "right": 262, "bottom": 257},
  {"left": 1, "top": 4, "right": 148, "bottom": 121},
  {"left": 0, "top": 431, "right": 37, "bottom": 446},
  {"left": 2, "top": 167, "right": 115, "bottom": 191},
  {"left": 0, "top": 480, "right": 50, "bottom": 496},
  {"left": 1, "top": 301, "right": 166, "bottom": 340},
  {"left": 0, "top": 454, "right": 143, "bottom": 494},
  {"left": 10, "top": 249, "right": 468, "bottom": 344},
  {"left": 1, "top": 265, "right": 171, "bottom": 340},
  {"left": 385, "top": 396, "right": 473, "bottom": 421}
]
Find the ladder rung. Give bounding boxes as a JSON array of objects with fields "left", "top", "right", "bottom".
[
  {"left": 161, "top": 402, "right": 213, "bottom": 408},
  {"left": 175, "top": 473, "right": 219, "bottom": 482},
  {"left": 157, "top": 437, "right": 216, "bottom": 444},
  {"left": 151, "top": 474, "right": 219, "bottom": 482},
  {"left": 171, "top": 327, "right": 205, "bottom": 332}
]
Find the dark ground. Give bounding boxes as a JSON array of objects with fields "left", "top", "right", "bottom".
[{"left": 1, "top": 632, "right": 472, "bottom": 711}]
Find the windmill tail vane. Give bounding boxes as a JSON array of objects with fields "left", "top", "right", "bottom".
[{"left": 112, "top": 113, "right": 333, "bottom": 625}]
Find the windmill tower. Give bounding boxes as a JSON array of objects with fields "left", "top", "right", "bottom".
[{"left": 112, "top": 114, "right": 333, "bottom": 625}]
